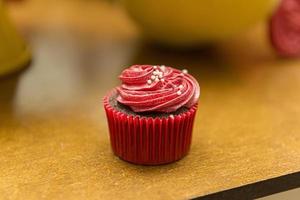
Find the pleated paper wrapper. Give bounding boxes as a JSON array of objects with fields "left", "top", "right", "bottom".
[{"left": 104, "top": 92, "right": 198, "bottom": 165}]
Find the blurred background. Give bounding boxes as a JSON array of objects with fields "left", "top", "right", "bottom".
[
  {"left": 1, "top": 0, "right": 300, "bottom": 199},
  {"left": 0, "top": 0, "right": 282, "bottom": 116}
]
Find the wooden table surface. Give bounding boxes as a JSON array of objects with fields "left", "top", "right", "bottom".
[{"left": 1, "top": 0, "right": 300, "bottom": 199}]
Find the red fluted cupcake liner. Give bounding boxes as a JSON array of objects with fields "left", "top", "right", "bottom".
[{"left": 103, "top": 91, "right": 198, "bottom": 165}]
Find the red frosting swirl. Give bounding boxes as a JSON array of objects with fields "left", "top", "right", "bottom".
[{"left": 116, "top": 65, "right": 200, "bottom": 113}]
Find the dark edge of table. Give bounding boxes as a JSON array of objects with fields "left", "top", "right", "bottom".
[{"left": 193, "top": 171, "right": 300, "bottom": 200}]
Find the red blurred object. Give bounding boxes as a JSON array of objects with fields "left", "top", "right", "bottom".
[
  {"left": 270, "top": 0, "right": 300, "bottom": 57},
  {"left": 104, "top": 91, "right": 198, "bottom": 165}
]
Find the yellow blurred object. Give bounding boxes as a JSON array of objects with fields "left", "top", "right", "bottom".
[
  {"left": 122, "top": 0, "right": 279, "bottom": 46},
  {"left": 0, "top": 1, "right": 30, "bottom": 76}
]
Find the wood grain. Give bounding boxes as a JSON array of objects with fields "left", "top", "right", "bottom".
[{"left": 0, "top": 0, "right": 300, "bottom": 199}]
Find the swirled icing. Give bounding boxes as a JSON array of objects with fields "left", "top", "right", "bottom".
[{"left": 116, "top": 65, "right": 200, "bottom": 113}]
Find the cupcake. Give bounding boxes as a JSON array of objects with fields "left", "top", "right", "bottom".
[{"left": 104, "top": 65, "right": 200, "bottom": 165}]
